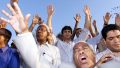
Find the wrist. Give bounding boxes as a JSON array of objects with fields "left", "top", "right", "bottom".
[
  {"left": 31, "top": 23, "right": 36, "bottom": 26},
  {"left": 104, "top": 23, "right": 108, "bottom": 26}
]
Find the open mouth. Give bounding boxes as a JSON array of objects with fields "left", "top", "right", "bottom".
[
  {"left": 81, "top": 57, "right": 86, "bottom": 60},
  {"left": 79, "top": 55, "right": 88, "bottom": 63}
]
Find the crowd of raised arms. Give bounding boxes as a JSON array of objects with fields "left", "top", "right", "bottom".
[{"left": 1, "top": 0, "right": 120, "bottom": 68}]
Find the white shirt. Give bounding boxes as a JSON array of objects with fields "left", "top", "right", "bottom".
[
  {"left": 96, "top": 49, "right": 120, "bottom": 62},
  {"left": 87, "top": 33, "right": 102, "bottom": 53},
  {"left": 53, "top": 28, "right": 90, "bottom": 66},
  {"left": 98, "top": 60, "right": 120, "bottom": 68},
  {"left": 14, "top": 32, "right": 61, "bottom": 68},
  {"left": 37, "top": 42, "right": 61, "bottom": 68}
]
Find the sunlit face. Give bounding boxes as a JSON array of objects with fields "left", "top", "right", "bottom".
[
  {"left": 62, "top": 30, "right": 72, "bottom": 40},
  {"left": 36, "top": 25, "right": 48, "bottom": 42},
  {"left": 73, "top": 42, "right": 95, "bottom": 68},
  {"left": 105, "top": 30, "right": 120, "bottom": 52}
]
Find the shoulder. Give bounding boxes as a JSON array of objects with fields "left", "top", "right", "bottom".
[
  {"left": 8, "top": 48, "right": 19, "bottom": 57},
  {"left": 96, "top": 49, "right": 110, "bottom": 62},
  {"left": 48, "top": 44, "right": 60, "bottom": 53}
]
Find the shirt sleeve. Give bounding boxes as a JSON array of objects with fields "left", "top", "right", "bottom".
[
  {"left": 74, "top": 28, "right": 90, "bottom": 43},
  {"left": 13, "top": 32, "right": 41, "bottom": 68},
  {"left": 87, "top": 33, "right": 102, "bottom": 45},
  {"left": 52, "top": 46, "right": 61, "bottom": 68}
]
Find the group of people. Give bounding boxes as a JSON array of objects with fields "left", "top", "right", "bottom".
[{"left": 1, "top": 0, "right": 120, "bottom": 68}]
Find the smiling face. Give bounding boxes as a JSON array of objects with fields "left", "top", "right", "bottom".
[{"left": 73, "top": 42, "right": 95, "bottom": 68}]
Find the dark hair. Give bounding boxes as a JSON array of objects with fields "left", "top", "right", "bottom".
[
  {"left": 101, "top": 24, "right": 120, "bottom": 40},
  {"left": 61, "top": 26, "right": 72, "bottom": 34},
  {"left": 76, "top": 28, "right": 82, "bottom": 30},
  {"left": 0, "top": 28, "right": 12, "bottom": 43}
]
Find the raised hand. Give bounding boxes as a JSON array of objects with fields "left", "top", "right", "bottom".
[
  {"left": 115, "top": 13, "right": 120, "bottom": 27},
  {"left": 74, "top": 14, "right": 81, "bottom": 23},
  {"left": 47, "top": 5, "right": 54, "bottom": 17},
  {"left": 103, "top": 12, "right": 111, "bottom": 25},
  {"left": 1, "top": 2, "right": 30, "bottom": 34},
  {"left": 47, "top": 5, "right": 54, "bottom": 33},
  {"left": 96, "top": 53, "right": 113, "bottom": 67},
  {"left": 84, "top": 5, "right": 91, "bottom": 16},
  {"left": 32, "top": 14, "right": 42, "bottom": 25}
]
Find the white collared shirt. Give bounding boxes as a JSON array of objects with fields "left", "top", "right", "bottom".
[
  {"left": 96, "top": 49, "right": 120, "bottom": 62},
  {"left": 14, "top": 32, "right": 61, "bottom": 68},
  {"left": 53, "top": 28, "right": 90, "bottom": 65},
  {"left": 37, "top": 42, "right": 61, "bottom": 68}
]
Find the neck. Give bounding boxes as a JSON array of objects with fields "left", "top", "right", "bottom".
[
  {"left": 112, "top": 51, "right": 120, "bottom": 57},
  {"left": 63, "top": 38, "right": 71, "bottom": 43},
  {"left": 38, "top": 39, "right": 47, "bottom": 45},
  {"left": 0, "top": 43, "right": 6, "bottom": 48}
]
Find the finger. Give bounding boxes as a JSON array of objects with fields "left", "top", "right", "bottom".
[
  {"left": 13, "top": 2, "right": 23, "bottom": 16},
  {"left": 25, "top": 14, "right": 31, "bottom": 26},
  {"left": 0, "top": 17, "right": 10, "bottom": 24},
  {"left": 2, "top": 10, "right": 12, "bottom": 19},
  {"left": 7, "top": 3, "right": 16, "bottom": 15}
]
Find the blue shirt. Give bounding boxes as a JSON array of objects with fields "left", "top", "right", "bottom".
[{"left": 0, "top": 46, "right": 20, "bottom": 68}]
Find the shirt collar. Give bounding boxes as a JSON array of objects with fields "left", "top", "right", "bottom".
[
  {"left": 0, "top": 46, "right": 8, "bottom": 53},
  {"left": 37, "top": 42, "right": 49, "bottom": 47}
]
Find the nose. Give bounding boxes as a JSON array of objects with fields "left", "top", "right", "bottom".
[
  {"left": 114, "top": 37, "right": 119, "bottom": 43},
  {"left": 79, "top": 50, "right": 84, "bottom": 55}
]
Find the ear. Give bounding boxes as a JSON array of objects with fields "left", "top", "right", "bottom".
[{"left": 103, "top": 39, "right": 107, "bottom": 46}]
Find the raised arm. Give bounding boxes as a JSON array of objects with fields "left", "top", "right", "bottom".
[
  {"left": 71, "top": 13, "right": 81, "bottom": 40},
  {"left": 115, "top": 13, "right": 120, "bottom": 27},
  {"left": 84, "top": 5, "right": 95, "bottom": 37},
  {"left": 1, "top": 2, "right": 40, "bottom": 68},
  {"left": 92, "top": 20, "right": 99, "bottom": 36},
  {"left": 47, "top": 5, "right": 54, "bottom": 33},
  {"left": 103, "top": 12, "right": 111, "bottom": 27},
  {"left": 29, "top": 15, "right": 42, "bottom": 32},
  {"left": 74, "top": 6, "right": 91, "bottom": 42},
  {"left": 84, "top": 5, "right": 91, "bottom": 29}
]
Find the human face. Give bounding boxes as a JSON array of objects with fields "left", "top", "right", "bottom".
[
  {"left": 0, "top": 35, "right": 6, "bottom": 46},
  {"left": 105, "top": 30, "right": 120, "bottom": 52},
  {"left": 62, "top": 30, "right": 72, "bottom": 40},
  {"left": 76, "top": 29, "right": 82, "bottom": 38},
  {"left": 36, "top": 25, "right": 48, "bottom": 41},
  {"left": 73, "top": 42, "right": 95, "bottom": 68}
]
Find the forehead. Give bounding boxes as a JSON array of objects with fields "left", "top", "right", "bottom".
[
  {"left": 107, "top": 30, "right": 120, "bottom": 38},
  {"left": 37, "top": 25, "right": 47, "bottom": 30},
  {"left": 74, "top": 42, "right": 89, "bottom": 49},
  {"left": 63, "top": 29, "right": 71, "bottom": 33}
]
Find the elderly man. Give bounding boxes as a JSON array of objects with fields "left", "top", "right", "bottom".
[{"left": 73, "top": 41, "right": 96, "bottom": 68}]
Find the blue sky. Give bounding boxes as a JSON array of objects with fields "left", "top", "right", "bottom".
[{"left": 0, "top": 0, "right": 120, "bottom": 44}]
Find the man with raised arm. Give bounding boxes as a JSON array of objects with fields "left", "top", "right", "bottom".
[{"left": 1, "top": 2, "right": 60, "bottom": 68}]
